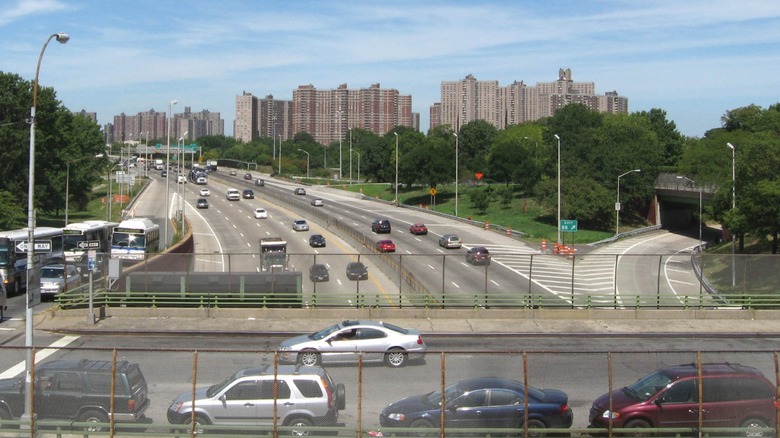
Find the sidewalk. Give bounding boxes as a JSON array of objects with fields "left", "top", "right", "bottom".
[{"left": 34, "top": 307, "right": 780, "bottom": 337}]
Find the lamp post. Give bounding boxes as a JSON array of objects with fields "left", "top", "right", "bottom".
[
  {"left": 554, "top": 134, "right": 561, "bottom": 244},
  {"left": 394, "top": 132, "right": 399, "bottom": 206},
  {"left": 677, "top": 176, "right": 702, "bottom": 250},
  {"left": 164, "top": 99, "right": 178, "bottom": 249},
  {"left": 453, "top": 132, "right": 459, "bottom": 217},
  {"left": 25, "top": 30, "right": 69, "bottom": 431},
  {"left": 298, "top": 149, "right": 310, "bottom": 178},
  {"left": 349, "top": 128, "right": 353, "bottom": 185},
  {"left": 337, "top": 110, "right": 343, "bottom": 179},
  {"left": 727, "top": 142, "right": 736, "bottom": 287},
  {"left": 615, "top": 169, "right": 641, "bottom": 235}
]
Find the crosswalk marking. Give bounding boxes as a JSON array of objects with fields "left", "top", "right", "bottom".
[{"left": 0, "top": 335, "right": 80, "bottom": 379}]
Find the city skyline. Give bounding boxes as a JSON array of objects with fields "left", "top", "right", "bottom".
[{"left": 2, "top": 0, "right": 779, "bottom": 138}]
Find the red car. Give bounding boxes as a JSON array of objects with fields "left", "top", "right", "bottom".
[
  {"left": 376, "top": 239, "right": 396, "bottom": 253},
  {"left": 409, "top": 223, "right": 428, "bottom": 235}
]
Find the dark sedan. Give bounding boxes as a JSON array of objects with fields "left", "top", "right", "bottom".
[
  {"left": 379, "top": 377, "right": 572, "bottom": 435},
  {"left": 346, "top": 262, "right": 368, "bottom": 281},
  {"left": 309, "top": 264, "right": 329, "bottom": 282},
  {"left": 309, "top": 234, "right": 326, "bottom": 248}
]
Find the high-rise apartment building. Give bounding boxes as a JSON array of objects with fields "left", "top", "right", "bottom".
[
  {"left": 233, "top": 92, "right": 293, "bottom": 144},
  {"left": 432, "top": 69, "right": 628, "bottom": 131},
  {"left": 72, "top": 109, "right": 97, "bottom": 124},
  {"left": 107, "top": 108, "right": 224, "bottom": 144}
]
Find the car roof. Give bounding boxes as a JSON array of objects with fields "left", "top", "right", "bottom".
[
  {"left": 661, "top": 362, "right": 765, "bottom": 378},
  {"left": 237, "top": 364, "right": 324, "bottom": 377}
]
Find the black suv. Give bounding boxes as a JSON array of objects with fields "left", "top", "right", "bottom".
[
  {"left": 371, "top": 219, "right": 391, "bottom": 233},
  {"left": 242, "top": 189, "right": 254, "bottom": 199},
  {"left": 0, "top": 359, "right": 150, "bottom": 432},
  {"left": 466, "top": 247, "right": 491, "bottom": 265}
]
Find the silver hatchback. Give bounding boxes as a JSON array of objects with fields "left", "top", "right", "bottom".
[
  {"left": 279, "top": 320, "right": 427, "bottom": 368},
  {"left": 438, "top": 234, "right": 462, "bottom": 249},
  {"left": 292, "top": 219, "right": 309, "bottom": 231}
]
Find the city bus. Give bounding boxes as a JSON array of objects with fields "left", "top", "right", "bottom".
[
  {"left": 63, "top": 220, "right": 119, "bottom": 261},
  {"left": 0, "top": 227, "right": 64, "bottom": 295},
  {"left": 110, "top": 218, "right": 160, "bottom": 261}
]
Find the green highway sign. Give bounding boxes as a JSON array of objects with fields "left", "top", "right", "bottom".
[{"left": 560, "top": 219, "right": 578, "bottom": 232}]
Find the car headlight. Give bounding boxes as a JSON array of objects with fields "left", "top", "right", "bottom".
[
  {"left": 601, "top": 410, "right": 620, "bottom": 419},
  {"left": 386, "top": 413, "right": 405, "bottom": 421},
  {"left": 279, "top": 346, "right": 291, "bottom": 352}
]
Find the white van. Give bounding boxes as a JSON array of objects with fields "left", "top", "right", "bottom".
[{"left": 226, "top": 188, "right": 240, "bottom": 201}]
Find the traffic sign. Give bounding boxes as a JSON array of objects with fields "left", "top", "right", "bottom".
[
  {"left": 560, "top": 219, "right": 578, "bottom": 232},
  {"left": 429, "top": 188, "right": 437, "bottom": 196},
  {"left": 77, "top": 240, "right": 101, "bottom": 250},
  {"left": 14, "top": 240, "right": 53, "bottom": 253}
]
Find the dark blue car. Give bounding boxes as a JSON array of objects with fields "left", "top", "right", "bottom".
[{"left": 379, "top": 377, "right": 572, "bottom": 435}]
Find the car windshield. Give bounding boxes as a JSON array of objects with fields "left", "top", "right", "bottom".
[
  {"left": 309, "top": 323, "right": 342, "bottom": 340},
  {"left": 424, "top": 382, "right": 466, "bottom": 406},
  {"left": 623, "top": 370, "right": 673, "bottom": 401},
  {"left": 206, "top": 371, "right": 241, "bottom": 398},
  {"left": 41, "top": 268, "right": 64, "bottom": 279}
]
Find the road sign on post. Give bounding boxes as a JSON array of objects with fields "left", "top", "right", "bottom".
[
  {"left": 77, "top": 240, "right": 101, "bottom": 250},
  {"left": 560, "top": 219, "right": 578, "bottom": 233},
  {"left": 14, "top": 240, "right": 52, "bottom": 253}
]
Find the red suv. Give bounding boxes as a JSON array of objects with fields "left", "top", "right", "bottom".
[{"left": 589, "top": 363, "right": 777, "bottom": 435}]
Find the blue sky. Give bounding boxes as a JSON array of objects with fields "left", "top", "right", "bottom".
[{"left": 2, "top": 0, "right": 779, "bottom": 138}]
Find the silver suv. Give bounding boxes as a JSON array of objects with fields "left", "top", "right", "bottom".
[{"left": 166, "top": 364, "right": 345, "bottom": 435}]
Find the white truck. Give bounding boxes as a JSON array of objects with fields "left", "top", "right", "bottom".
[
  {"left": 260, "top": 237, "right": 288, "bottom": 271},
  {"left": 154, "top": 159, "right": 164, "bottom": 170}
]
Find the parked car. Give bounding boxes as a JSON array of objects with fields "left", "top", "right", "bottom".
[
  {"left": 40, "top": 264, "right": 81, "bottom": 296},
  {"left": 167, "top": 365, "right": 345, "bottom": 436},
  {"left": 311, "top": 198, "right": 324, "bottom": 206},
  {"left": 409, "top": 223, "right": 428, "bottom": 235},
  {"left": 278, "top": 320, "right": 426, "bottom": 367},
  {"left": 376, "top": 239, "right": 396, "bottom": 253},
  {"left": 255, "top": 178, "right": 265, "bottom": 187},
  {"left": 196, "top": 198, "right": 209, "bottom": 209},
  {"left": 309, "top": 264, "right": 330, "bottom": 282},
  {"left": 588, "top": 363, "right": 777, "bottom": 434},
  {"left": 0, "top": 359, "right": 150, "bottom": 433},
  {"left": 345, "top": 262, "right": 368, "bottom": 281},
  {"left": 439, "top": 234, "right": 462, "bottom": 249},
  {"left": 199, "top": 188, "right": 210, "bottom": 197},
  {"left": 371, "top": 219, "right": 391, "bottom": 233},
  {"left": 254, "top": 207, "right": 268, "bottom": 219},
  {"left": 243, "top": 172, "right": 252, "bottom": 180},
  {"left": 466, "top": 246, "right": 491, "bottom": 265},
  {"left": 380, "top": 377, "right": 573, "bottom": 434},
  {"left": 292, "top": 219, "right": 309, "bottom": 231},
  {"left": 309, "top": 234, "right": 326, "bottom": 247},
  {"left": 242, "top": 189, "right": 254, "bottom": 199},
  {"left": 294, "top": 187, "right": 306, "bottom": 195}
]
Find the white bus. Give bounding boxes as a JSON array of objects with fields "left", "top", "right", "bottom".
[
  {"left": 63, "top": 220, "right": 119, "bottom": 261},
  {"left": 110, "top": 218, "right": 160, "bottom": 261},
  {"left": 0, "top": 227, "right": 64, "bottom": 295}
]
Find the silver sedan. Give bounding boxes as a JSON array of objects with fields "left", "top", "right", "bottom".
[{"left": 278, "top": 320, "right": 427, "bottom": 368}]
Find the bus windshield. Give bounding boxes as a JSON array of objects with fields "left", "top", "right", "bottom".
[
  {"left": 112, "top": 233, "right": 146, "bottom": 248},
  {"left": 64, "top": 234, "right": 86, "bottom": 251}
]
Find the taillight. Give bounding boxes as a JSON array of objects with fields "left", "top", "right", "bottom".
[
  {"left": 417, "top": 336, "right": 424, "bottom": 345},
  {"left": 560, "top": 403, "right": 569, "bottom": 414},
  {"left": 127, "top": 399, "right": 136, "bottom": 412},
  {"left": 322, "top": 378, "right": 334, "bottom": 410}
]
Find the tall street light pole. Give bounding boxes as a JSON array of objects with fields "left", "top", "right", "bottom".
[
  {"left": 164, "top": 99, "right": 177, "bottom": 249},
  {"left": 394, "top": 132, "right": 399, "bottom": 206},
  {"left": 554, "top": 134, "right": 561, "bottom": 244},
  {"left": 298, "top": 149, "right": 310, "bottom": 178},
  {"left": 615, "top": 169, "right": 641, "bottom": 235},
  {"left": 727, "top": 142, "right": 736, "bottom": 287},
  {"left": 453, "top": 132, "right": 459, "bottom": 217},
  {"left": 25, "top": 31, "right": 69, "bottom": 432}
]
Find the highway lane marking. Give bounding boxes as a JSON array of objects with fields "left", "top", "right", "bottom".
[{"left": 0, "top": 336, "right": 80, "bottom": 379}]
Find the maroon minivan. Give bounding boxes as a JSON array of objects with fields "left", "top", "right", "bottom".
[{"left": 589, "top": 363, "right": 777, "bottom": 436}]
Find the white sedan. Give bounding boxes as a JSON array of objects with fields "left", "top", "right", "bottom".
[
  {"left": 199, "top": 188, "right": 210, "bottom": 197},
  {"left": 254, "top": 208, "right": 268, "bottom": 219}
]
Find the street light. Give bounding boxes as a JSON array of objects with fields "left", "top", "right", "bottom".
[
  {"left": 164, "top": 99, "right": 178, "bottom": 249},
  {"left": 25, "top": 30, "right": 69, "bottom": 431},
  {"left": 727, "top": 142, "right": 736, "bottom": 287},
  {"left": 298, "top": 149, "right": 310, "bottom": 178},
  {"left": 453, "top": 132, "right": 459, "bottom": 217},
  {"left": 554, "top": 134, "right": 561, "bottom": 244},
  {"left": 394, "top": 132, "right": 399, "bottom": 206},
  {"left": 677, "top": 176, "right": 702, "bottom": 251},
  {"left": 66, "top": 154, "right": 103, "bottom": 225},
  {"left": 615, "top": 169, "right": 641, "bottom": 235}
]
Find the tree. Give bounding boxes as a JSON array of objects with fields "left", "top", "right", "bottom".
[
  {"left": 458, "top": 120, "right": 497, "bottom": 175},
  {"left": 468, "top": 188, "right": 491, "bottom": 214}
]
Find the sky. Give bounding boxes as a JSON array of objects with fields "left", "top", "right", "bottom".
[{"left": 2, "top": 0, "right": 779, "bottom": 138}]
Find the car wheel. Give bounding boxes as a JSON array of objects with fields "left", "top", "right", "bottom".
[
  {"left": 79, "top": 409, "right": 109, "bottom": 433},
  {"left": 184, "top": 414, "right": 210, "bottom": 435},
  {"left": 0, "top": 407, "right": 12, "bottom": 430},
  {"left": 741, "top": 418, "right": 769, "bottom": 437},
  {"left": 525, "top": 418, "right": 547, "bottom": 437},
  {"left": 384, "top": 347, "right": 407, "bottom": 367},
  {"left": 298, "top": 350, "right": 321, "bottom": 367},
  {"left": 622, "top": 418, "right": 652, "bottom": 437},
  {"left": 408, "top": 418, "right": 435, "bottom": 437},
  {"left": 284, "top": 416, "right": 314, "bottom": 436},
  {"left": 336, "top": 383, "right": 346, "bottom": 410}
]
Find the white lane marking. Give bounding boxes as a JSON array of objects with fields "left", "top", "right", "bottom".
[{"left": 0, "top": 335, "right": 80, "bottom": 379}]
